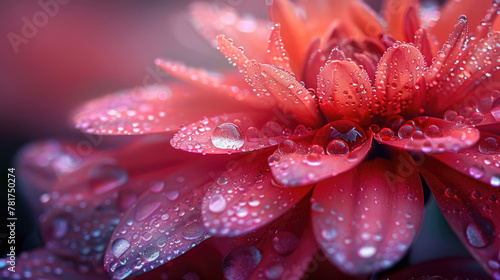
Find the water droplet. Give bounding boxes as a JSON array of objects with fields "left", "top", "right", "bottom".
[
  {"left": 262, "top": 121, "right": 283, "bottom": 138},
  {"left": 469, "top": 164, "right": 485, "bottom": 179},
  {"left": 326, "top": 139, "right": 349, "bottom": 155},
  {"left": 265, "top": 263, "right": 284, "bottom": 279},
  {"left": 182, "top": 222, "right": 205, "bottom": 240},
  {"left": 466, "top": 219, "right": 495, "bottom": 248},
  {"left": 223, "top": 245, "right": 262, "bottom": 280},
  {"left": 149, "top": 181, "right": 164, "bottom": 193},
  {"left": 313, "top": 120, "right": 367, "bottom": 151},
  {"left": 209, "top": 194, "right": 227, "bottom": 213},
  {"left": 273, "top": 231, "right": 299, "bottom": 255},
  {"left": 378, "top": 128, "right": 395, "bottom": 141},
  {"left": 385, "top": 115, "right": 405, "bottom": 130},
  {"left": 88, "top": 161, "right": 128, "bottom": 195},
  {"left": 166, "top": 190, "right": 180, "bottom": 201},
  {"left": 444, "top": 110, "right": 458, "bottom": 121},
  {"left": 211, "top": 123, "right": 246, "bottom": 149},
  {"left": 143, "top": 247, "right": 160, "bottom": 262},
  {"left": 321, "top": 228, "right": 338, "bottom": 241},
  {"left": 51, "top": 214, "right": 71, "bottom": 238},
  {"left": 444, "top": 188, "right": 456, "bottom": 198},
  {"left": 471, "top": 190, "right": 482, "bottom": 199},
  {"left": 111, "top": 238, "right": 131, "bottom": 258},
  {"left": 479, "top": 137, "right": 500, "bottom": 155},
  {"left": 492, "top": 175, "right": 500, "bottom": 187},
  {"left": 136, "top": 199, "right": 161, "bottom": 221},
  {"left": 492, "top": 97, "right": 500, "bottom": 121},
  {"left": 278, "top": 140, "right": 297, "bottom": 154},
  {"left": 311, "top": 202, "right": 324, "bottom": 212},
  {"left": 398, "top": 124, "right": 414, "bottom": 139},
  {"left": 424, "top": 125, "right": 442, "bottom": 138},
  {"left": 358, "top": 245, "right": 377, "bottom": 258}
]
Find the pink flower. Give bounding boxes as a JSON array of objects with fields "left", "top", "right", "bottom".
[{"left": 3, "top": 0, "right": 500, "bottom": 279}]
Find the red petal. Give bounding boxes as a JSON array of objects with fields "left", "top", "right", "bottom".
[
  {"left": 104, "top": 158, "right": 231, "bottom": 279},
  {"left": 312, "top": 150, "right": 424, "bottom": 275},
  {"left": 245, "top": 63, "right": 321, "bottom": 127},
  {"left": 270, "top": 0, "right": 308, "bottom": 75},
  {"left": 382, "top": 0, "right": 419, "bottom": 41},
  {"left": 269, "top": 135, "right": 372, "bottom": 187},
  {"left": 217, "top": 35, "right": 253, "bottom": 72},
  {"left": 349, "top": 1, "right": 383, "bottom": 38},
  {"left": 432, "top": 131, "right": 500, "bottom": 187},
  {"left": 189, "top": 2, "right": 269, "bottom": 61},
  {"left": 73, "top": 83, "right": 250, "bottom": 135},
  {"left": 317, "top": 60, "right": 374, "bottom": 125},
  {"left": 170, "top": 112, "right": 315, "bottom": 154},
  {"left": 420, "top": 157, "right": 500, "bottom": 278},
  {"left": 267, "top": 23, "right": 293, "bottom": 73},
  {"left": 403, "top": 6, "right": 421, "bottom": 43},
  {"left": 413, "top": 27, "right": 436, "bottom": 66},
  {"left": 374, "top": 117, "right": 480, "bottom": 153},
  {"left": 0, "top": 249, "right": 108, "bottom": 280},
  {"left": 302, "top": 37, "right": 325, "bottom": 90},
  {"left": 202, "top": 151, "right": 312, "bottom": 237},
  {"left": 430, "top": 0, "right": 494, "bottom": 45},
  {"left": 38, "top": 136, "right": 210, "bottom": 269},
  {"left": 131, "top": 238, "right": 227, "bottom": 280},
  {"left": 374, "top": 43, "right": 426, "bottom": 117},
  {"left": 222, "top": 196, "right": 316, "bottom": 280},
  {"left": 378, "top": 258, "right": 492, "bottom": 280}
]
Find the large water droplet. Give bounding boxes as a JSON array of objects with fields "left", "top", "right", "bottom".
[
  {"left": 112, "top": 238, "right": 131, "bottom": 258},
  {"left": 313, "top": 120, "right": 367, "bottom": 152},
  {"left": 182, "top": 222, "right": 205, "bottom": 240},
  {"left": 211, "top": 123, "right": 246, "bottom": 149},
  {"left": 326, "top": 139, "right": 349, "bottom": 155},
  {"left": 479, "top": 137, "right": 500, "bottom": 155},
  {"left": 88, "top": 161, "right": 128, "bottom": 195},
  {"left": 466, "top": 218, "right": 495, "bottom": 248},
  {"left": 143, "top": 247, "right": 160, "bottom": 262},
  {"left": 273, "top": 231, "right": 299, "bottom": 256},
  {"left": 209, "top": 194, "right": 227, "bottom": 213},
  {"left": 222, "top": 245, "right": 262, "bottom": 280}
]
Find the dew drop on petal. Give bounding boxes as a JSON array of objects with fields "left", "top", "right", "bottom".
[
  {"left": 479, "top": 137, "right": 500, "bottom": 155},
  {"left": 321, "top": 228, "right": 338, "bottom": 241},
  {"left": 88, "top": 161, "right": 128, "bottom": 195},
  {"left": 278, "top": 140, "right": 297, "bottom": 154},
  {"left": 492, "top": 175, "right": 500, "bottom": 187},
  {"left": 469, "top": 164, "right": 485, "bottom": 179},
  {"left": 143, "top": 247, "right": 160, "bottom": 262},
  {"left": 182, "top": 222, "right": 205, "bottom": 240},
  {"left": 111, "top": 238, "right": 131, "bottom": 258},
  {"left": 211, "top": 123, "right": 246, "bottom": 149},
  {"left": 222, "top": 245, "right": 262, "bottom": 280},
  {"left": 326, "top": 139, "right": 349, "bottom": 155},
  {"left": 398, "top": 124, "right": 414, "bottom": 139},
  {"left": 209, "top": 194, "right": 227, "bottom": 213},
  {"left": 466, "top": 219, "right": 495, "bottom": 248},
  {"left": 358, "top": 245, "right": 377, "bottom": 258},
  {"left": 265, "top": 263, "right": 284, "bottom": 279},
  {"left": 492, "top": 97, "right": 500, "bottom": 121},
  {"left": 424, "top": 125, "right": 442, "bottom": 138},
  {"left": 273, "top": 231, "right": 299, "bottom": 256}
]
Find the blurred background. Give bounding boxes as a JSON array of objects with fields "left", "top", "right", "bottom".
[{"left": 0, "top": 0, "right": 474, "bottom": 276}]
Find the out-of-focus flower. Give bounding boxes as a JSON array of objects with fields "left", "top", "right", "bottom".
[{"left": 3, "top": 0, "right": 500, "bottom": 279}]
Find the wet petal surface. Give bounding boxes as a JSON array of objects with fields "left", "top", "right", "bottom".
[
  {"left": 374, "top": 117, "right": 480, "bottom": 153},
  {"left": 202, "top": 151, "right": 312, "bottom": 237},
  {"left": 312, "top": 150, "right": 424, "bottom": 275},
  {"left": 421, "top": 157, "right": 500, "bottom": 278}
]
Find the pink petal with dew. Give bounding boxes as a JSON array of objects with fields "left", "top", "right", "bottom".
[
  {"left": 221, "top": 196, "right": 316, "bottom": 280},
  {"left": 421, "top": 157, "right": 500, "bottom": 279},
  {"left": 104, "top": 157, "right": 232, "bottom": 279},
  {"left": 245, "top": 63, "right": 321, "bottom": 127},
  {"left": 269, "top": 133, "right": 372, "bottom": 187},
  {"left": 189, "top": 2, "right": 269, "bottom": 61},
  {"left": 73, "top": 83, "right": 248, "bottom": 135},
  {"left": 202, "top": 151, "right": 312, "bottom": 237},
  {"left": 432, "top": 131, "right": 500, "bottom": 187},
  {"left": 374, "top": 117, "right": 480, "bottom": 153},
  {"left": 267, "top": 23, "right": 293, "bottom": 73},
  {"left": 312, "top": 149, "right": 424, "bottom": 275},
  {"left": 171, "top": 112, "right": 315, "bottom": 154},
  {"left": 0, "top": 249, "right": 108, "bottom": 280}
]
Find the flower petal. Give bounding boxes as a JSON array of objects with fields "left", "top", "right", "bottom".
[
  {"left": 378, "top": 258, "right": 492, "bottom": 280},
  {"left": 374, "top": 43, "right": 426, "bottom": 117},
  {"left": 267, "top": 23, "right": 293, "bottom": 73},
  {"left": 420, "top": 156, "right": 500, "bottom": 278},
  {"left": 269, "top": 134, "right": 372, "bottom": 187},
  {"left": 430, "top": 0, "right": 494, "bottom": 45},
  {"left": 317, "top": 60, "right": 374, "bottom": 125},
  {"left": 73, "top": 83, "right": 247, "bottom": 135},
  {"left": 104, "top": 157, "right": 231, "bottom": 279},
  {"left": 245, "top": 63, "right": 321, "bottom": 127},
  {"left": 0, "top": 249, "right": 108, "bottom": 280},
  {"left": 312, "top": 150, "right": 424, "bottom": 275},
  {"left": 221, "top": 196, "right": 316, "bottom": 280},
  {"left": 38, "top": 136, "right": 203, "bottom": 269},
  {"left": 432, "top": 132, "right": 500, "bottom": 187},
  {"left": 374, "top": 117, "right": 480, "bottom": 153},
  {"left": 217, "top": 35, "right": 253, "bottom": 72},
  {"left": 189, "top": 2, "right": 269, "bottom": 61},
  {"left": 171, "top": 112, "right": 314, "bottom": 154},
  {"left": 382, "top": 0, "right": 419, "bottom": 41},
  {"left": 202, "top": 151, "right": 312, "bottom": 237}
]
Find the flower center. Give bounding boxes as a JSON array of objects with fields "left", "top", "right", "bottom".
[{"left": 313, "top": 120, "right": 367, "bottom": 155}]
